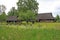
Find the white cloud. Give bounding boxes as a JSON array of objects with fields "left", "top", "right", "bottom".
[
  {"left": 0, "top": 0, "right": 18, "bottom": 13},
  {"left": 0, "top": 0, "right": 60, "bottom": 17},
  {"left": 37, "top": 0, "right": 60, "bottom": 17},
  {"left": 38, "top": 0, "right": 60, "bottom": 12}
]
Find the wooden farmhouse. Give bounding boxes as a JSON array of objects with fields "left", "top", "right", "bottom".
[{"left": 36, "top": 13, "right": 55, "bottom": 22}]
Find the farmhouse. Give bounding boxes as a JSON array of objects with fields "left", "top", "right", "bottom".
[{"left": 36, "top": 13, "right": 55, "bottom": 22}]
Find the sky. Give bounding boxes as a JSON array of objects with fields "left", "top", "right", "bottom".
[{"left": 0, "top": 0, "right": 60, "bottom": 17}]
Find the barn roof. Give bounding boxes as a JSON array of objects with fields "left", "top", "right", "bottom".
[
  {"left": 7, "top": 16, "right": 18, "bottom": 21},
  {"left": 37, "top": 13, "right": 54, "bottom": 20}
]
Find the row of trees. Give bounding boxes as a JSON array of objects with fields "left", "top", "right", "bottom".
[
  {"left": 8, "top": 0, "right": 39, "bottom": 21},
  {"left": 0, "top": 0, "right": 39, "bottom": 22},
  {"left": 0, "top": 0, "right": 60, "bottom": 22}
]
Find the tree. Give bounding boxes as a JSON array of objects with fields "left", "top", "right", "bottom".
[
  {"left": 0, "top": 12, "right": 7, "bottom": 21},
  {"left": 17, "top": 0, "right": 38, "bottom": 13},
  {"left": 0, "top": 5, "right": 6, "bottom": 21},
  {"left": 8, "top": 7, "right": 18, "bottom": 16},
  {"left": 18, "top": 10, "right": 36, "bottom": 20},
  {"left": 0, "top": 5, "right": 6, "bottom": 14},
  {"left": 17, "top": 0, "right": 38, "bottom": 22},
  {"left": 56, "top": 15, "right": 60, "bottom": 22},
  {"left": 26, "top": 10, "right": 36, "bottom": 20}
]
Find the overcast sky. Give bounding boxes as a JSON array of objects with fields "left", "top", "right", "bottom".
[{"left": 0, "top": 0, "right": 60, "bottom": 17}]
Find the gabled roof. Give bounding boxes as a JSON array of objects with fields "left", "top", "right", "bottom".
[
  {"left": 7, "top": 16, "right": 18, "bottom": 21},
  {"left": 37, "top": 13, "right": 54, "bottom": 19}
]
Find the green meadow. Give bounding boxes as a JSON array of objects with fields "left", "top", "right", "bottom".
[{"left": 0, "top": 22, "right": 60, "bottom": 40}]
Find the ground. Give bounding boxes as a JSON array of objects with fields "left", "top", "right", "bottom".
[{"left": 0, "top": 22, "right": 60, "bottom": 40}]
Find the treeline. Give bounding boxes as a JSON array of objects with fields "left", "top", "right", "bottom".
[
  {"left": 0, "top": 0, "right": 60, "bottom": 22},
  {"left": 0, "top": 0, "right": 39, "bottom": 22}
]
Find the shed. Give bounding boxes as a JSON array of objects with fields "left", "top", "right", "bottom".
[{"left": 6, "top": 16, "right": 18, "bottom": 22}]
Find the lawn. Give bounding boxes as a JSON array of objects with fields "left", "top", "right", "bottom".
[{"left": 0, "top": 22, "right": 60, "bottom": 40}]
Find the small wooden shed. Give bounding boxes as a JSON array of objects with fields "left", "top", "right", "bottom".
[{"left": 6, "top": 16, "right": 18, "bottom": 22}]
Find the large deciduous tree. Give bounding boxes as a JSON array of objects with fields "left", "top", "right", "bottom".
[{"left": 17, "top": 0, "right": 38, "bottom": 22}]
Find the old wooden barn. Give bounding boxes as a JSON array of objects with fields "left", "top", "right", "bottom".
[{"left": 36, "top": 13, "right": 55, "bottom": 22}]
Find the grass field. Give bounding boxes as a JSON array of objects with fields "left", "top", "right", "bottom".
[{"left": 0, "top": 22, "right": 60, "bottom": 40}]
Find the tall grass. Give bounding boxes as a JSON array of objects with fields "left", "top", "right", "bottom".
[{"left": 0, "top": 22, "right": 60, "bottom": 40}]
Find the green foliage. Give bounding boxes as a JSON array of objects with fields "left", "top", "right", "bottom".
[
  {"left": 0, "top": 24, "right": 60, "bottom": 40},
  {"left": 8, "top": 7, "right": 18, "bottom": 16},
  {"left": 0, "top": 5, "right": 6, "bottom": 21},
  {"left": 17, "top": 0, "right": 38, "bottom": 21},
  {"left": 18, "top": 10, "right": 36, "bottom": 21},
  {"left": 17, "top": 0, "right": 38, "bottom": 13},
  {"left": 56, "top": 15, "right": 60, "bottom": 22},
  {"left": 26, "top": 10, "right": 36, "bottom": 20},
  {"left": 0, "top": 12, "right": 6, "bottom": 21}
]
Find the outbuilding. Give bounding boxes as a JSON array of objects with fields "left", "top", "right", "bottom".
[{"left": 6, "top": 16, "right": 18, "bottom": 22}]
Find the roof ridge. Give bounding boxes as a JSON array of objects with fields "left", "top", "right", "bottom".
[{"left": 38, "top": 13, "right": 52, "bottom": 15}]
